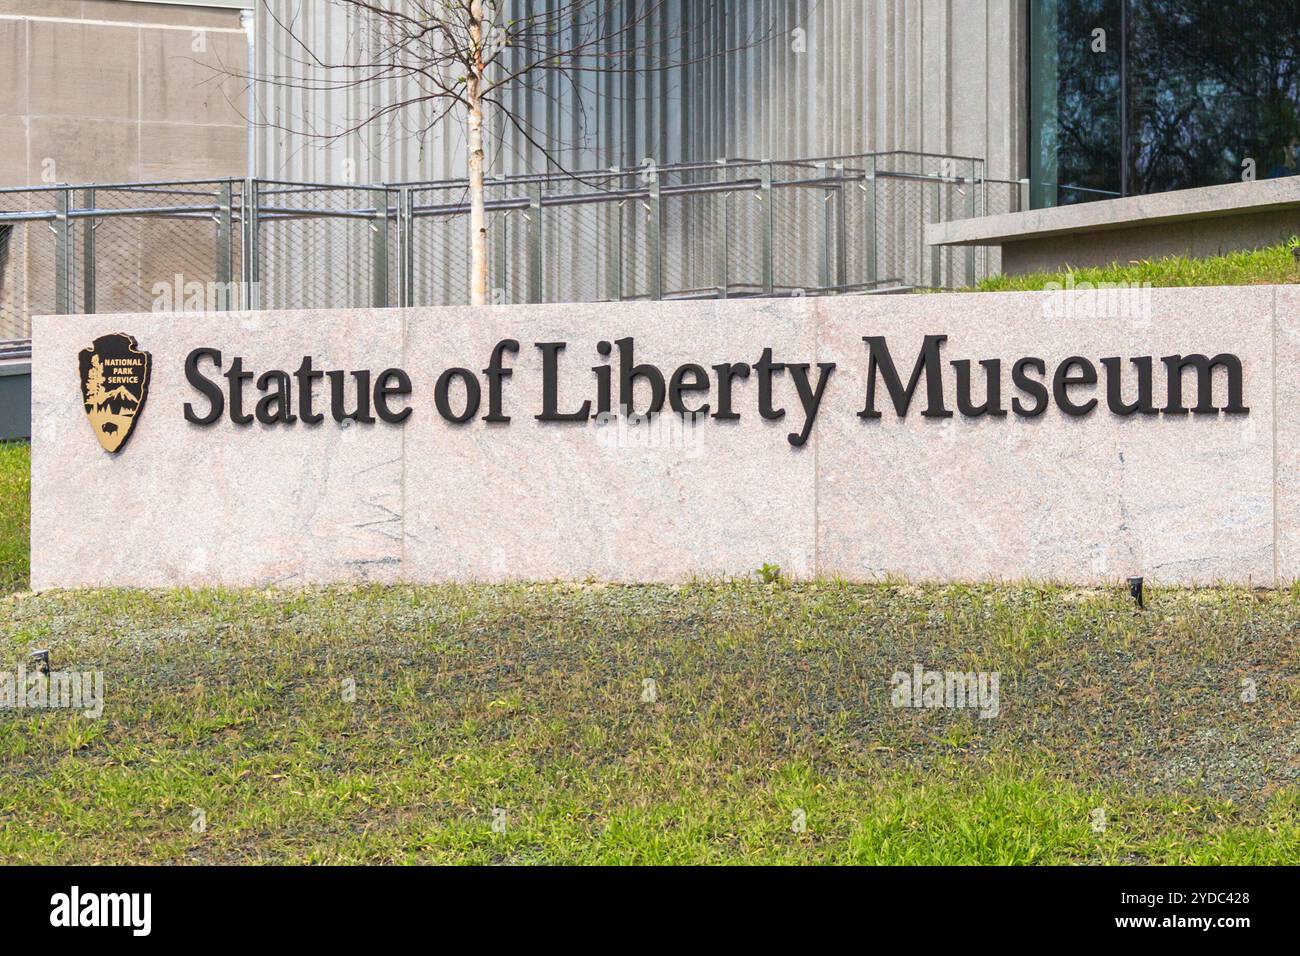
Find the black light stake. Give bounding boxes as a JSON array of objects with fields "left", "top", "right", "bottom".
[
  {"left": 1127, "top": 576, "right": 1144, "bottom": 610},
  {"left": 29, "top": 648, "right": 50, "bottom": 675}
]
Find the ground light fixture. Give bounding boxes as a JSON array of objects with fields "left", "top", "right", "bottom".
[{"left": 1127, "top": 576, "right": 1145, "bottom": 609}]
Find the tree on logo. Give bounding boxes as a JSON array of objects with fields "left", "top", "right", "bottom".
[{"left": 85, "top": 354, "right": 106, "bottom": 409}]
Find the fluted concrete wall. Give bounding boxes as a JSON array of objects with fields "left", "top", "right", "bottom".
[{"left": 255, "top": 0, "right": 1027, "bottom": 184}]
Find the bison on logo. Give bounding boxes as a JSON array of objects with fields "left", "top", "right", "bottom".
[{"left": 78, "top": 333, "right": 151, "bottom": 453}]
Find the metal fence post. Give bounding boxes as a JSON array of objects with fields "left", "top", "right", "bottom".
[
  {"left": 819, "top": 165, "right": 832, "bottom": 293},
  {"left": 216, "top": 181, "right": 233, "bottom": 308},
  {"left": 929, "top": 179, "right": 943, "bottom": 289},
  {"left": 603, "top": 169, "right": 620, "bottom": 302},
  {"left": 647, "top": 172, "right": 662, "bottom": 300},
  {"left": 615, "top": 168, "right": 629, "bottom": 301},
  {"left": 82, "top": 187, "right": 96, "bottom": 313},
  {"left": 493, "top": 183, "right": 509, "bottom": 304},
  {"left": 715, "top": 158, "right": 729, "bottom": 299},
  {"left": 965, "top": 160, "right": 978, "bottom": 287},
  {"left": 371, "top": 188, "right": 390, "bottom": 308},
  {"left": 53, "top": 187, "right": 73, "bottom": 314},
  {"left": 615, "top": 198, "right": 626, "bottom": 302},
  {"left": 833, "top": 162, "right": 847, "bottom": 293},
  {"left": 760, "top": 160, "right": 773, "bottom": 296},
  {"left": 526, "top": 181, "right": 542, "bottom": 303},
  {"left": 241, "top": 178, "right": 260, "bottom": 310},
  {"left": 398, "top": 186, "right": 414, "bottom": 308},
  {"left": 863, "top": 155, "right": 877, "bottom": 288}
]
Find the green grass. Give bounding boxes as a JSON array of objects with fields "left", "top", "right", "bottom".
[
  {"left": 0, "top": 442, "right": 28, "bottom": 595},
  {"left": 2, "top": 433, "right": 1295, "bottom": 864},
  {"left": 974, "top": 237, "right": 1300, "bottom": 292},
  {"left": 0, "top": 582, "right": 1295, "bottom": 864}
]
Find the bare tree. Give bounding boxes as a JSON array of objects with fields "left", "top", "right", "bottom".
[{"left": 246, "top": 1, "right": 779, "bottom": 304}]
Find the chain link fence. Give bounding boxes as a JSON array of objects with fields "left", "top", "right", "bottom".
[{"left": 0, "top": 152, "right": 1029, "bottom": 345}]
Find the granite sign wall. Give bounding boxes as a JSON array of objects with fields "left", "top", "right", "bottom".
[{"left": 30, "top": 286, "right": 1298, "bottom": 587}]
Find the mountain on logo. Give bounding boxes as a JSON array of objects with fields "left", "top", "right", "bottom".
[
  {"left": 97, "top": 386, "right": 140, "bottom": 416},
  {"left": 78, "top": 333, "right": 151, "bottom": 453}
]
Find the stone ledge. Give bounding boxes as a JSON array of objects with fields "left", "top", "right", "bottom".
[{"left": 928, "top": 178, "right": 1300, "bottom": 248}]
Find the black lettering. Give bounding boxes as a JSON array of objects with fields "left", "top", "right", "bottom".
[
  {"left": 435, "top": 367, "right": 480, "bottom": 423},
  {"left": 374, "top": 368, "right": 413, "bottom": 423},
  {"left": 952, "top": 358, "right": 1006, "bottom": 417},
  {"left": 1101, "top": 356, "right": 1157, "bottom": 416},
  {"left": 183, "top": 348, "right": 224, "bottom": 424},
  {"left": 327, "top": 369, "right": 375, "bottom": 423},
  {"left": 593, "top": 340, "right": 612, "bottom": 417},
  {"left": 785, "top": 362, "right": 836, "bottom": 447},
  {"left": 668, "top": 363, "right": 711, "bottom": 416},
  {"left": 225, "top": 356, "right": 254, "bottom": 425},
  {"left": 859, "top": 335, "right": 951, "bottom": 418},
  {"left": 711, "top": 362, "right": 750, "bottom": 420},
  {"left": 1052, "top": 357, "right": 1098, "bottom": 416},
  {"left": 1011, "top": 357, "right": 1048, "bottom": 417},
  {"left": 1161, "top": 353, "right": 1248, "bottom": 415},
  {"left": 754, "top": 347, "right": 786, "bottom": 420},
  {"left": 294, "top": 356, "right": 324, "bottom": 424},
  {"left": 254, "top": 370, "right": 296, "bottom": 425},
  {"left": 482, "top": 339, "right": 518, "bottom": 423},
  {"left": 616, "top": 336, "right": 665, "bottom": 416},
  {"left": 536, "top": 342, "right": 590, "bottom": 422}
]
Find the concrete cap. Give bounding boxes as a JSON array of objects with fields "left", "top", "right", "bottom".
[{"left": 928, "top": 178, "right": 1300, "bottom": 248}]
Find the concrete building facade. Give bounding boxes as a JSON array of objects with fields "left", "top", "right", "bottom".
[{"left": 0, "top": 0, "right": 250, "bottom": 187}]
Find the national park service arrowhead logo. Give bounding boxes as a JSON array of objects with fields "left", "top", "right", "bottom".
[{"left": 79, "top": 333, "right": 151, "bottom": 453}]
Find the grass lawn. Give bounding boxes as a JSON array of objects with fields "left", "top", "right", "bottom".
[
  {"left": 0, "top": 443, "right": 1296, "bottom": 864},
  {"left": 974, "top": 237, "right": 1300, "bottom": 292},
  {"left": 0, "top": 443, "right": 28, "bottom": 596}
]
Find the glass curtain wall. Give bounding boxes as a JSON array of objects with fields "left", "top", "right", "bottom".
[{"left": 1029, "top": 0, "right": 1300, "bottom": 207}]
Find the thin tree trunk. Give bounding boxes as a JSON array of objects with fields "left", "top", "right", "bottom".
[{"left": 467, "top": 1, "right": 488, "bottom": 306}]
